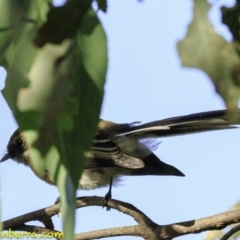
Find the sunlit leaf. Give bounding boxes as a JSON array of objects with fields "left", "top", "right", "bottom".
[
  {"left": 177, "top": 0, "right": 240, "bottom": 120},
  {"left": 1, "top": 0, "right": 51, "bottom": 112},
  {"left": 205, "top": 230, "right": 225, "bottom": 240},
  {"left": 18, "top": 41, "right": 72, "bottom": 112},
  {"left": 2, "top": 25, "right": 38, "bottom": 113}
]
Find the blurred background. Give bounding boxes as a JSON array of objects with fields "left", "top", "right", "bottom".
[{"left": 0, "top": 0, "right": 239, "bottom": 239}]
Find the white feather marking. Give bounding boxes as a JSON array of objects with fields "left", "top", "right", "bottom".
[{"left": 115, "top": 126, "right": 170, "bottom": 136}]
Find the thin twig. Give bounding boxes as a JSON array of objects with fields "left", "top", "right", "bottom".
[{"left": 220, "top": 224, "right": 240, "bottom": 240}]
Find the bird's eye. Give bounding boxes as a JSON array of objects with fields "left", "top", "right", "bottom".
[{"left": 16, "top": 138, "right": 23, "bottom": 147}]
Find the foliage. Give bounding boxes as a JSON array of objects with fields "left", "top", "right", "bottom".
[
  {"left": 178, "top": 0, "right": 240, "bottom": 120},
  {"left": 0, "top": 0, "right": 240, "bottom": 239},
  {"left": 0, "top": 0, "right": 107, "bottom": 239}
]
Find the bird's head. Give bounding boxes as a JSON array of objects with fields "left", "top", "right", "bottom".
[{"left": 1, "top": 129, "right": 29, "bottom": 166}]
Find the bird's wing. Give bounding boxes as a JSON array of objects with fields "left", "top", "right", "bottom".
[
  {"left": 85, "top": 133, "right": 144, "bottom": 169},
  {"left": 114, "top": 110, "right": 239, "bottom": 138}
]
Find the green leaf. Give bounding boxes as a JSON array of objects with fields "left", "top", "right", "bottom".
[
  {"left": 17, "top": 111, "right": 43, "bottom": 130},
  {"left": 177, "top": 0, "right": 240, "bottom": 120},
  {"left": 0, "top": 0, "right": 51, "bottom": 64},
  {"left": 17, "top": 41, "right": 72, "bottom": 113},
  {"left": 1, "top": 0, "right": 51, "bottom": 112},
  {"left": 0, "top": 30, "right": 13, "bottom": 66},
  {"left": 79, "top": 8, "right": 108, "bottom": 90},
  {"left": 0, "top": 3, "right": 107, "bottom": 240},
  {"left": 34, "top": 0, "right": 92, "bottom": 47},
  {"left": 2, "top": 25, "right": 38, "bottom": 113},
  {"left": 56, "top": 7, "right": 108, "bottom": 188}
]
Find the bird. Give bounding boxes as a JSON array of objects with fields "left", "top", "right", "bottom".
[{"left": 1, "top": 109, "right": 239, "bottom": 207}]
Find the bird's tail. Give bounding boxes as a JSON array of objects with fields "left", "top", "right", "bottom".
[
  {"left": 130, "top": 153, "right": 185, "bottom": 176},
  {"left": 115, "top": 110, "right": 239, "bottom": 138}
]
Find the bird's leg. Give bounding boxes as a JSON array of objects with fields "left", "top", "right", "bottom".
[
  {"left": 54, "top": 196, "right": 61, "bottom": 204},
  {"left": 103, "top": 177, "right": 113, "bottom": 211},
  {"left": 55, "top": 178, "right": 113, "bottom": 211}
]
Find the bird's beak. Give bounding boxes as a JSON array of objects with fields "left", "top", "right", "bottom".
[{"left": 1, "top": 153, "right": 10, "bottom": 162}]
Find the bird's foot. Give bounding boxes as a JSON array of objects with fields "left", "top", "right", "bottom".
[
  {"left": 102, "top": 177, "right": 113, "bottom": 211},
  {"left": 103, "top": 190, "right": 112, "bottom": 211}
]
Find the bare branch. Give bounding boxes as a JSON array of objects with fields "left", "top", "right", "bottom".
[
  {"left": 75, "top": 197, "right": 161, "bottom": 239},
  {"left": 161, "top": 209, "right": 240, "bottom": 238},
  {"left": 75, "top": 226, "right": 141, "bottom": 240},
  {"left": 2, "top": 204, "right": 59, "bottom": 230},
  {"left": 76, "top": 196, "right": 157, "bottom": 226},
  {"left": 2, "top": 196, "right": 240, "bottom": 239}
]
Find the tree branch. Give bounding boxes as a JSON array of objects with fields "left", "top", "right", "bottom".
[
  {"left": 2, "top": 204, "right": 59, "bottom": 230},
  {"left": 76, "top": 196, "right": 158, "bottom": 227},
  {"left": 163, "top": 208, "right": 240, "bottom": 238},
  {"left": 2, "top": 196, "right": 240, "bottom": 239},
  {"left": 75, "top": 226, "right": 141, "bottom": 240}
]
